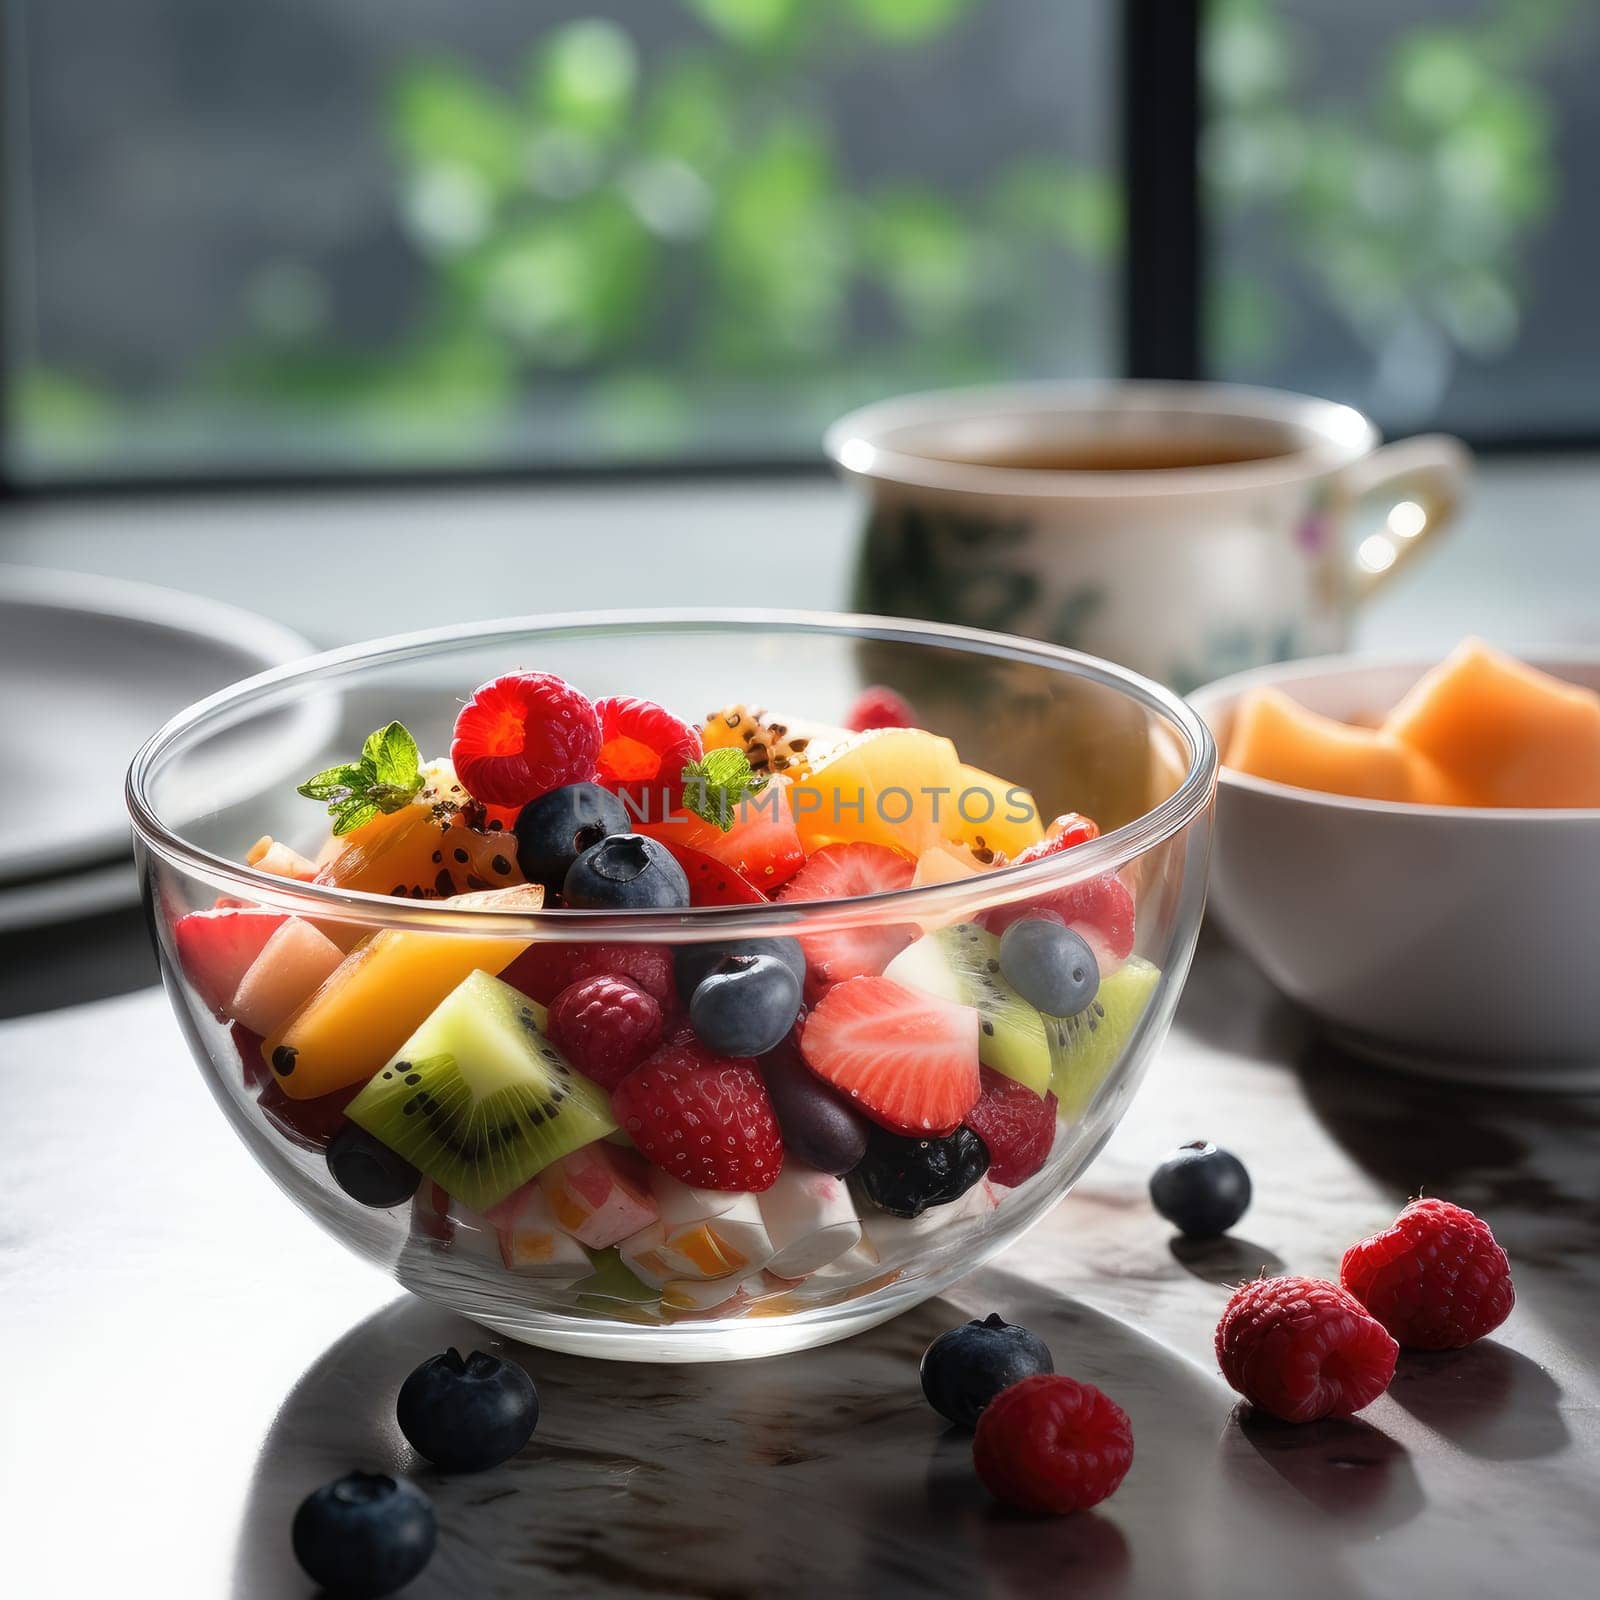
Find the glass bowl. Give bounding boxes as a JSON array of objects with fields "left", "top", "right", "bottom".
[{"left": 128, "top": 610, "right": 1215, "bottom": 1362}]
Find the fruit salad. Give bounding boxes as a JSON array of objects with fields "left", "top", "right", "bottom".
[{"left": 169, "top": 672, "right": 1162, "bottom": 1330}]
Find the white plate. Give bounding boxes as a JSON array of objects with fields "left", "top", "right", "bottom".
[{"left": 0, "top": 566, "right": 320, "bottom": 885}]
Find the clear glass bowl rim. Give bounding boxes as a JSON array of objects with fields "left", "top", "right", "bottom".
[{"left": 126, "top": 607, "right": 1217, "bottom": 939}]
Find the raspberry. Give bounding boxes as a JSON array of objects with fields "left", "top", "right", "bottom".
[
  {"left": 964, "top": 1067, "right": 1057, "bottom": 1187},
  {"left": 500, "top": 941, "right": 676, "bottom": 1010},
  {"left": 1339, "top": 1198, "right": 1514, "bottom": 1350},
  {"left": 450, "top": 672, "right": 601, "bottom": 809},
  {"left": 972, "top": 1374, "right": 1133, "bottom": 1514},
  {"left": 1215, "top": 1276, "right": 1397, "bottom": 1423},
  {"left": 611, "top": 1043, "right": 783, "bottom": 1191},
  {"left": 594, "top": 696, "right": 702, "bottom": 824},
  {"left": 1016, "top": 813, "right": 1101, "bottom": 861},
  {"left": 546, "top": 975, "right": 664, "bottom": 1091},
  {"left": 844, "top": 685, "right": 917, "bottom": 732}
]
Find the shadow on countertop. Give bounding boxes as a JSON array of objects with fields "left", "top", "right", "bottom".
[
  {"left": 0, "top": 901, "right": 156, "bottom": 1019},
  {"left": 231, "top": 1265, "right": 1352, "bottom": 1600}
]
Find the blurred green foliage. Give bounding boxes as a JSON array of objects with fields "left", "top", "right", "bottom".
[
  {"left": 223, "top": 0, "right": 1115, "bottom": 462},
  {"left": 1207, "top": 0, "right": 1580, "bottom": 402},
  {"left": 10, "top": 0, "right": 1583, "bottom": 468},
  {"left": 17, "top": 0, "right": 1116, "bottom": 466}
]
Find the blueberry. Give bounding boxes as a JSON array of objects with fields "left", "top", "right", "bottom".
[
  {"left": 674, "top": 936, "right": 806, "bottom": 1005},
  {"left": 1149, "top": 1140, "right": 1251, "bottom": 1238},
  {"left": 920, "top": 1312, "right": 1055, "bottom": 1428},
  {"left": 854, "top": 1124, "right": 989, "bottom": 1219},
  {"left": 563, "top": 834, "right": 690, "bottom": 910},
  {"left": 514, "top": 783, "right": 629, "bottom": 893},
  {"left": 689, "top": 952, "right": 802, "bottom": 1057},
  {"left": 327, "top": 1125, "right": 420, "bottom": 1208},
  {"left": 396, "top": 1347, "right": 539, "bottom": 1472},
  {"left": 759, "top": 1036, "right": 871, "bottom": 1175},
  {"left": 291, "top": 1471, "right": 435, "bottom": 1598},
  {"left": 999, "top": 917, "right": 1100, "bottom": 1016}
]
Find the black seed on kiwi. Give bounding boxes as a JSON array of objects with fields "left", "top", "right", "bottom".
[{"left": 344, "top": 975, "right": 616, "bottom": 1212}]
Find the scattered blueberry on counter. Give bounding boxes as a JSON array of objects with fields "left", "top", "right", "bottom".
[
  {"left": 513, "top": 782, "right": 629, "bottom": 892},
  {"left": 563, "top": 833, "right": 691, "bottom": 909},
  {"left": 397, "top": 1348, "right": 540, "bottom": 1473},
  {"left": 921, "top": 1312, "right": 1055, "bottom": 1428},
  {"left": 291, "top": 1471, "right": 436, "bottom": 1599},
  {"left": 326, "top": 1124, "right": 422, "bottom": 1209},
  {"left": 1149, "top": 1140, "right": 1252, "bottom": 1238},
  {"left": 998, "top": 917, "right": 1100, "bottom": 1017}
]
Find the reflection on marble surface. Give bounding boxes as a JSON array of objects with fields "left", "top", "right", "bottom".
[
  {"left": 233, "top": 1283, "right": 1234, "bottom": 1599},
  {"left": 3, "top": 927, "right": 1597, "bottom": 1598}
]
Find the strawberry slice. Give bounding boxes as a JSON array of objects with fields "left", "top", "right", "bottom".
[
  {"left": 777, "top": 842, "right": 917, "bottom": 988},
  {"left": 642, "top": 836, "right": 766, "bottom": 906},
  {"left": 173, "top": 908, "right": 286, "bottom": 1017},
  {"left": 965, "top": 1066, "right": 1057, "bottom": 1187},
  {"left": 981, "top": 872, "right": 1136, "bottom": 969},
  {"left": 612, "top": 1043, "right": 784, "bottom": 1191},
  {"left": 800, "top": 975, "right": 980, "bottom": 1136},
  {"left": 1017, "top": 813, "right": 1101, "bottom": 858},
  {"left": 635, "top": 803, "right": 805, "bottom": 892}
]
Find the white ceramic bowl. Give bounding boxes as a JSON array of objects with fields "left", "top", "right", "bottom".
[{"left": 1190, "top": 651, "right": 1600, "bottom": 1090}]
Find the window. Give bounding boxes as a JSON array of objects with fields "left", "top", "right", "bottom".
[
  {"left": 3, "top": 0, "right": 1595, "bottom": 489},
  {"left": 1205, "top": 0, "right": 1600, "bottom": 442},
  {"left": 2, "top": 0, "right": 1118, "bottom": 481}
]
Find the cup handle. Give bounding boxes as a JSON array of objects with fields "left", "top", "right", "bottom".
[{"left": 1338, "top": 433, "right": 1472, "bottom": 603}]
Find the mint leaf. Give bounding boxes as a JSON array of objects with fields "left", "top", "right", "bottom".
[
  {"left": 299, "top": 721, "right": 425, "bottom": 836},
  {"left": 365, "top": 721, "right": 423, "bottom": 793},
  {"left": 297, "top": 762, "right": 364, "bottom": 802},
  {"left": 681, "top": 748, "right": 767, "bottom": 832},
  {"left": 329, "top": 798, "right": 381, "bottom": 837}
]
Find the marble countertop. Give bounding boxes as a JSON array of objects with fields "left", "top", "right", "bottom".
[{"left": 3, "top": 929, "right": 1594, "bottom": 1599}]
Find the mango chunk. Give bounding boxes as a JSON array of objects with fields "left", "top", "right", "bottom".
[
  {"left": 263, "top": 884, "right": 544, "bottom": 1099},
  {"left": 1383, "top": 639, "right": 1600, "bottom": 808},
  {"left": 1225, "top": 685, "right": 1464, "bottom": 804}
]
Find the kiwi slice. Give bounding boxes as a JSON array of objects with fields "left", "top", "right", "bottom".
[
  {"left": 348, "top": 970, "right": 616, "bottom": 1213},
  {"left": 884, "top": 923, "right": 1052, "bottom": 1095},
  {"left": 1048, "top": 956, "right": 1160, "bottom": 1123}
]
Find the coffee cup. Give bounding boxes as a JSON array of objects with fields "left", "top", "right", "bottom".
[{"left": 830, "top": 381, "right": 1470, "bottom": 689}]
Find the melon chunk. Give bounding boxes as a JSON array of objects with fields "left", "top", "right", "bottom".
[
  {"left": 1383, "top": 638, "right": 1600, "bottom": 808},
  {"left": 953, "top": 764, "right": 1044, "bottom": 859},
  {"left": 1225, "top": 685, "right": 1463, "bottom": 804},
  {"left": 264, "top": 883, "right": 544, "bottom": 1100},
  {"left": 246, "top": 835, "right": 318, "bottom": 882},
  {"left": 229, "top": 918, "right": 344, "bottom": 1036},
  {"left": 788, "top": 729, "right": 965, "bottom": 855}
]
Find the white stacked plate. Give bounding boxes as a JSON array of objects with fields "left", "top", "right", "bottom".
[{"left": 0, "top": 567, "right": 321, "bottom": 931}]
